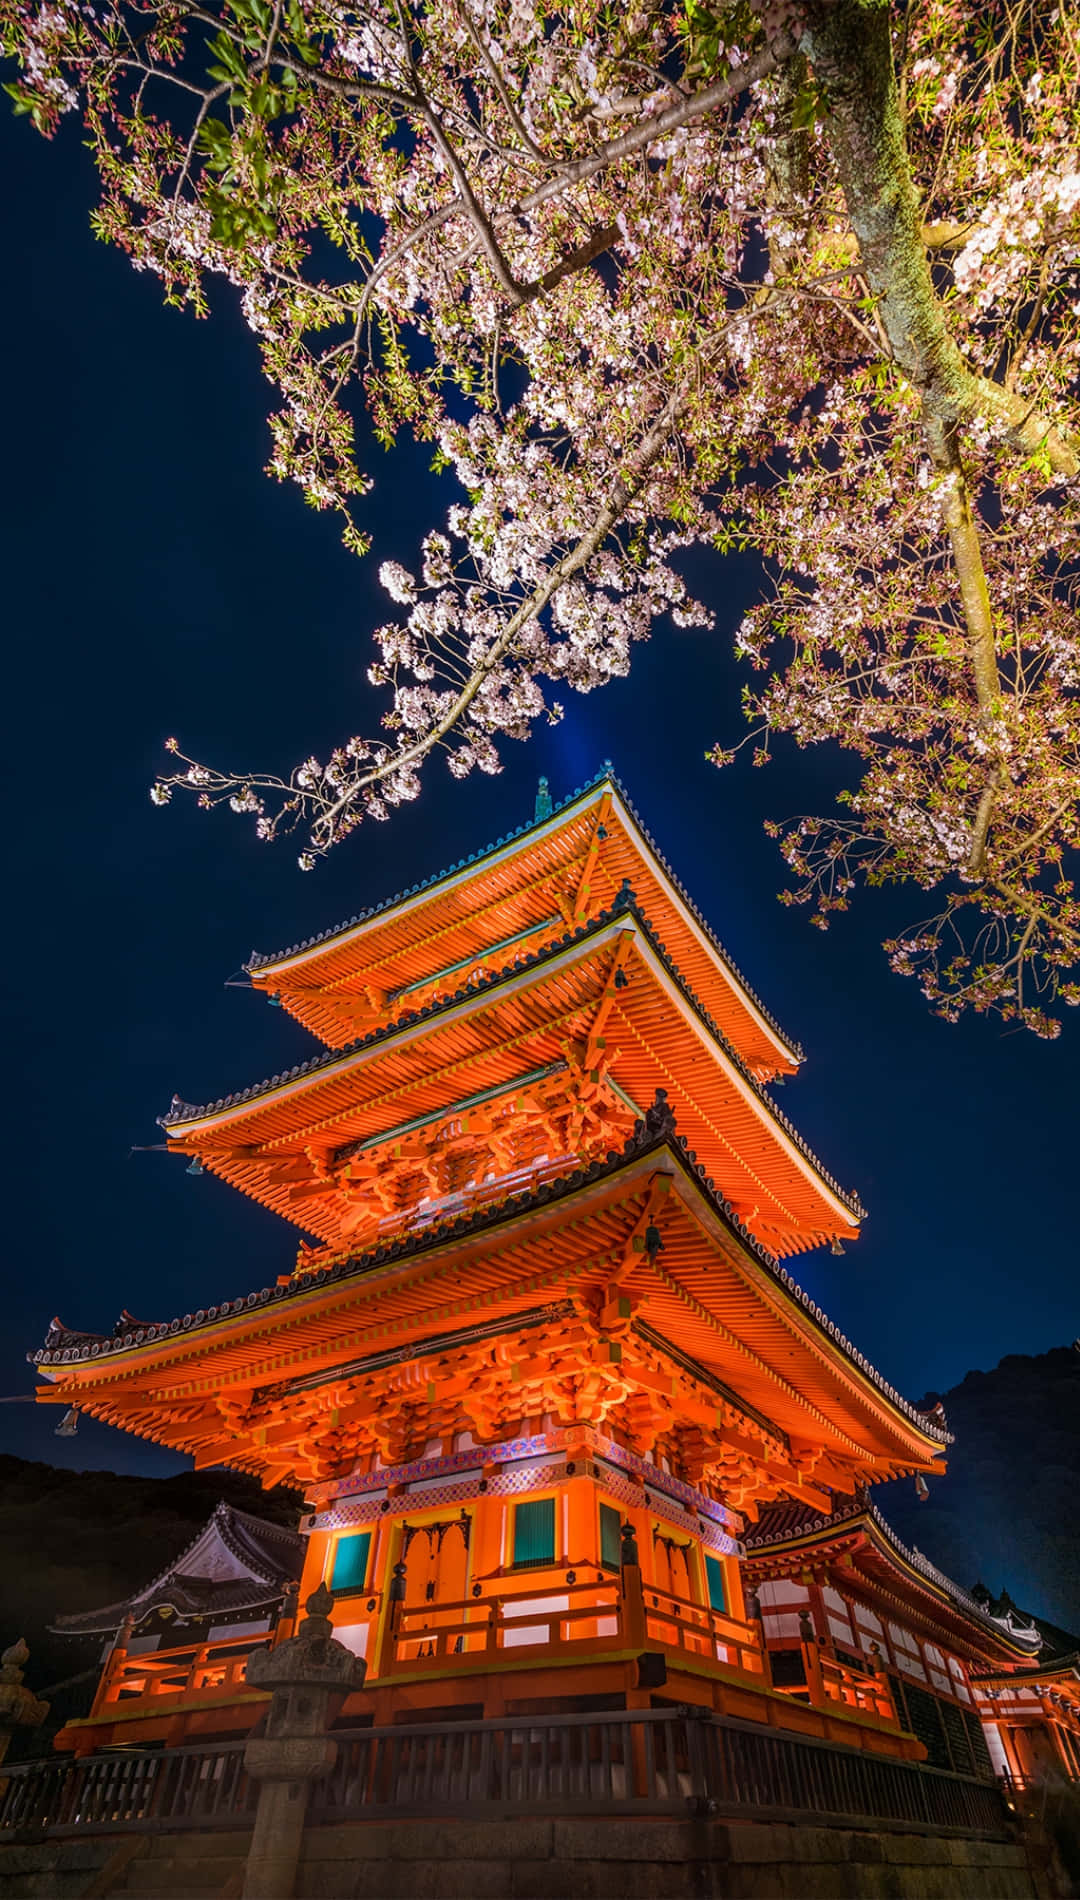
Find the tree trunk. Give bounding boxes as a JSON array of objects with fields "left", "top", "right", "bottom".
[{"left": 801, "top": 0, "right": 1078, "bottom": 475}]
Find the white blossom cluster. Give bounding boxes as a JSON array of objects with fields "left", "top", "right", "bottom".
[{"left": 11, "top": 0, "right": 1080, "bottom": 1026}]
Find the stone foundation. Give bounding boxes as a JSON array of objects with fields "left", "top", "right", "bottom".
[{"left": 0, "top": 1817, "right": 1052, "bottom": 1900}]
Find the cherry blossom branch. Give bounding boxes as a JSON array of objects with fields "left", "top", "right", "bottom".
[
  {"left": 156, "top": 382, "right": 687, "bottom": 853},
  {"left": 447, "top": 33, "right": 800, "bottom": 277},
  {"left": 8, "top": 0, "right": 1080, "bottom": 1033}
]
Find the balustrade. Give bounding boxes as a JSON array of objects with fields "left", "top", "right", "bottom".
[
  {"left": 640, "top": 1579, "right": 766, "bottom": 1676},
  {"left": 816, "top": 1651, "right": 897, "bottom": 1722},
  {"left": 384, "top": 1575, "right": 624, "bottom": 1671},
  {"left": 0, "top": 1739, "right": 256, "bottom": 1837},
  {"left": 93, "top": 1632, "right": 265, "bottom": 1714},
  {"left": 0, "top": 1709, "right": 1010, "bottom": 1842}
]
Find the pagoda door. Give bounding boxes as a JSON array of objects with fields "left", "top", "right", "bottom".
[
  {"left": 1011, "top": 1723, "right": 1064, "bottom": 1783},
  {"left": 650, "top": 1528, "right": 707, "bottom": 1656},
  {"left": 394, "top": 1512, "right": 473, "bottom": 1663}
]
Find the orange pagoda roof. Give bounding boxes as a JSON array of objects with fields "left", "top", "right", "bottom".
[
  {"left": 244, "top": 769, "right": 801, "bottom": 1080},
  {"left": 743, "top": 1498, "right": 1041, "bottom": 1668},
  {"left": 35, "top": 1105, "right": 943, "bottom": 1498},
  {"left": 162, "top": 888, "right": 861, "bottom": 1259}
]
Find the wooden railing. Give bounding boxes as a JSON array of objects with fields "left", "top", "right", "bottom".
[
  {"left": 641, "top": 1581, "right": 766, "bottom": 1677},
  {"left": 382, "top": 1565, "right": 772, "bottom": 1684},
  {"left": 385, "top": 1576, "right": 623, "bottom": 1671},
  {"left": 0, "top": 1739, "right": 256, "bottom": 1837},
  {"left": 763, "top": 1639, "right": 896, "bottom": 1723},
  {"left": 0, "top": 1710, "right": 1010, "bottom": 1842},
  {"left": 92, "top": 1632, "right": 265, "bottom": 1714},
  {"left": 815, "top": 1651, "right": 896, "bottom": 1722}
]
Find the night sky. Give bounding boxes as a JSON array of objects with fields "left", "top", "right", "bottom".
[{"left": 1, "top": 104, "right": 1074, "bottom": 1495}]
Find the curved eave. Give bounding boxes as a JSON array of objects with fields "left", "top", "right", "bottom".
[
  {"left": 974, "top": 1658, "right": 1080, "bottom": 1688},
  {"left": 744, "top": 1507, "right": 1038, "bottom": 1662},
  {"left": 163, "top": 900, "right": 862, "bottom": 1238},
  {"left": 52, "top": 1584, "right": 287, "bottom": 1638},
  {"left": 35, "top": 1127, "right": 936, "bottom": 1472},
  {"left": 247, "top": 772, "right": 802, "bottom": 1071}
]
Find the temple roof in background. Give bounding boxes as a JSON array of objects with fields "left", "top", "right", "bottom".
[{"left": 51, "top": 1502, "right": 302, "bottom": 1637}]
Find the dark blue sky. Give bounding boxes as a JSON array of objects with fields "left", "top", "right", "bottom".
[{"left": 0, "top": 104, "right": 1073, "bottom": 1485}]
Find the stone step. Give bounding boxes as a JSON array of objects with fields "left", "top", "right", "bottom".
[
  {"left": 122, "top": 1889, "right": 240, "bottom": 1900},
  {"left": 137, "top": 1836, "right": 248, "bottom": 1864},
  {"left": 122, "top": 1885, "right": 241, "bottom": 1899},
  {"left": 121, "top": 1855, "right": 245, "bottom": 1899}
]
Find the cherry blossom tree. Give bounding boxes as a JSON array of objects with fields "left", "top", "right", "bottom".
[{"left": 4, "top": 0, "right": 1080, "bottom": 1031}]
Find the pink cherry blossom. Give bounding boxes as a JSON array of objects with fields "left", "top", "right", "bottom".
[{"left": 4, "top": 0, "right": 1080, "bottom": 1031}]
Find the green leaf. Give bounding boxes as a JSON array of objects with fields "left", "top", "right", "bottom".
[{"left": 4, "top": 81, "right": 35, "bottom": 116}]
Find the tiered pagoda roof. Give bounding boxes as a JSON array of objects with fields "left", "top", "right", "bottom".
[
  {"left": 34, "top": 1102, "right": 945, "bottom": 1503},
  {"left": 161, "top": 885, "right": 861, "bottom": 1261},
  {"left": 243, "top": 768, "right": 801, "bottom": 1078}
]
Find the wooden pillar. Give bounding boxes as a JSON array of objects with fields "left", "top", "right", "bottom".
[
  {"left": 798, "top": 1608, "right": 827, "bottom": 1708},
  {"left": 620, "top": 1520, "right": 647, "bottom": 1650},
  {"left": 565, "top": 1473, "right": 595, "bottom": 1569},
  {"left": 744, "top": 1590, "right": 773, "bottom": 1690},
  {"left": 471, "top": 1488, "right": 505, "bottom": 1580},
  {"left": 91, "top": 1614, "right": 133, "bottom": 1717},
  {"left": 618, "top": 1521, "right": 651, "bottom": 1799},
  {"left": 376, "top": 1542, "right": 407, "bottom": 1681},
  {"left": 301, "top": 1525, "right": 332, "bottom": 1599},
  {"left": 807, "top": 1582, "right": 834, "bottom": 1657}
]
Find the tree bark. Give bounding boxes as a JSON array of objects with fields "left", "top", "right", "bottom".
[
  {"left": 799, "top": 0, "right": 1025, "bottom": 876},
  {"left": 801, "top": 0, "right": 1078, "bottom": 478}
]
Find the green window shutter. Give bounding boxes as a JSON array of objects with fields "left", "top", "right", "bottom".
[
  {"left": 704, "top": 1554, "right": 727, "bottom": 1613},
  {"left": 330, "top": 1530, "right": 371, "bottom": 1593},
  {"left": 513, "top": 1497, "right": 556, "bottom": 1567},
  {"left": 599, "top": 1503, "right": 622, "bottom": 1570}
]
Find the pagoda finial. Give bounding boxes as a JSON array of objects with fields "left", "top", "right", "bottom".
[{"left": 534, "top": 776, "right": 553, "bottom": 822}]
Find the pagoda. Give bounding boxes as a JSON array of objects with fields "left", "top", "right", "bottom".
[{"left": 34, "top": 770, "right": 953, "bottom": 1754}]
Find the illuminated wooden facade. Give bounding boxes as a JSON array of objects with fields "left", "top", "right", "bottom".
[
  {"left": 741, "top": 1498, "right": 1058, "bottom": 1786},
  {"left": 36, "top": 772, "right": 958, "bottom": 1759},
  {"left": 972, "top": 1655, "right": 1080, "bottom": 1786}
]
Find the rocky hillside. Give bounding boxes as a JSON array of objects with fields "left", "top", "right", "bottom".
[{"left": 882, "top": 1343, "right": 1080, "bottom": 1633}]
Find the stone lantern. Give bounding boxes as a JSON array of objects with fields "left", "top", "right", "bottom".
[
  {"left": 242, "top": 1582, "right": 366, "bottom": 1899},
  {"left": 0, "top": 1640, "right": 48, "bottom": 1770}
]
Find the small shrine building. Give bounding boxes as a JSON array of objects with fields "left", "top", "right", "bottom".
[
  {"left": 49, "top": 1503, "right": 302, "bottom": 1756},
  {"left": 741, "top": 1495, "right": 1055, "bottom": 1782}
]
